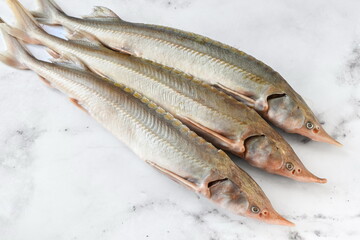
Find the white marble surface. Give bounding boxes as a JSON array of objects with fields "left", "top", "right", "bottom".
[{"left": 1, "top": 0, "right": 360, "bottom": 239}]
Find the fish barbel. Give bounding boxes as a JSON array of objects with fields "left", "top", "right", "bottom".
[
  {"left": 0, "top": 25, "right": 294, "bottom": 226},
  {"left": 30, "top": 0, "right": 341, "bottom": 146},
  {"left": 4, "top": 0, "right": 326, "bottom": 183}
]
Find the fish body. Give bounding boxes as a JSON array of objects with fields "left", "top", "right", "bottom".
[
  {"left": 3, "top": 0, "right": 326, "bottom": 183},
  {"left": 0, "top": 26, "right": 293, "bottom": 226},
  {"left": 31, "top": 0, "right": 340, "bottom": 146}
]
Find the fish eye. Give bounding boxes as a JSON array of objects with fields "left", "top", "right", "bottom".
[
  {"left": 285, "top": 162, "right": 294, "bottom": 171},
  {"left": 306, "top": 121, "right": 314, "bottom": 130},
  {"left": 251, "top": 206, "right": 260, "bottom": 214}
]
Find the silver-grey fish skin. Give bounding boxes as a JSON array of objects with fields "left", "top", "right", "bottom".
[
  {"left": 32, "top": 0, "right": 340, "bottom": 145},
  {"left": 0, "top": 26, "right": 294, "bottom": 225},
  {"left": 5, "top": 0, "right": 327, "bottom": 182},
  {"left": 23, "top": 23, "right": 319, "bottom": 181}
]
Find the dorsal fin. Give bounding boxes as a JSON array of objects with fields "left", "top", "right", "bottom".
[{"left": 82, "top": 6, "right": 122, "bottom": 21}]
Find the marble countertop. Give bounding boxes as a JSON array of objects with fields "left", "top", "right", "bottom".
[{"left": 1, "top": 0, "right": 359, "bottom": 239}]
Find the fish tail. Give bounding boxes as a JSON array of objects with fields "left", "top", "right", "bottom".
[
  {"left": 32, "top": 0, "right": 65, "bottom": 25},
  {"left": 6, "top": 0, "right": 43, "bottom": 33},
  {"left": 0, "top": 18, "right": 32, "bottom": 70},
  {"left": 5, "top": 0, "right": 43, "bottom": 45}
]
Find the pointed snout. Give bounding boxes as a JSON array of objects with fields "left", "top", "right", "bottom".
[
  {"left": 271, "top": 214, "right": 295, "bottom": 227},
  {"left": 296, "top": 125, "right": 342, "bottom": 147},
  {"left": 303, "top": 173, "right": 327, "bottom": 184},
  {"left": 292, "top": 165, "right": 327, "bottom": 184},
  {"left": 312, "top": 127, "right": 342, "bottom": 147},
  {"left": 260, "top": 209, "right": 295, "bottom": 226}
]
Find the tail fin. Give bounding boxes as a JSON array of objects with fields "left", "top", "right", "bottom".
[
  {"left": 32, "top": 0, "right": 65, "bottom": 25},
  {"left": 0, "top": 19, "right": 32, "bottom": 70},
  {"left": 6, "top": 0, "right": 44, "bottom": 44},
  {"left": 6, "top": 0, "right": 43, "bottom": 32}
]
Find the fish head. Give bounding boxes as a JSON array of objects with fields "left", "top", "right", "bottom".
[
  {"left": 244, "top": 135, "right": 327, "bottom": 183},
  {"left": 243, "top": 196, "right": 294, "bottom": 226},
  {"left": 266, "top": 94, "right": 341, "bottom": 146},
  {"left": 209, "top": 174, "right": 294, "bottom": 226}
]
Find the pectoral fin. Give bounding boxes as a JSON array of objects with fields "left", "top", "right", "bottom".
[
  {"left": 89, "top": 67, "right": 110, "bottom": 80},
  {"left": 69, "top": 98, "right": 88, "bottom": 113},
  {"left": 215, "top": 83, "right": 256, "bottom": 107},
  {"left": 178, "top": 116, "right": 236, "bottom": 150},
  {"left": 38, "top": 76, "right": 52, "bottom": 88},
  {"left": 145, "top": 160, "right": 198, "bottom": 191},
  {"left": 113, "top": 47, "right": 133, "bottom": 56}
]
